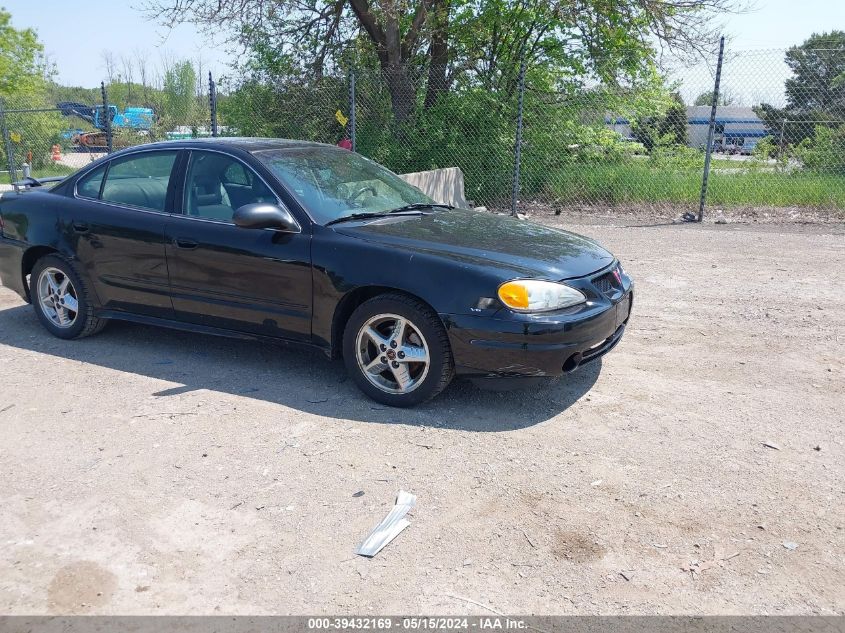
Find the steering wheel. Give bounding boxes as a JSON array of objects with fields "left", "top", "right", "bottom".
[{"left": 348, "top": 185, "right": 378, "bottom": 202}]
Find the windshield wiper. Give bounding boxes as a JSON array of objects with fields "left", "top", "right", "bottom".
[
  {"left": 388, "top": 202, "right": 454, "bottom": 213},
  {"left": 325, "top": 212, "right": 388, "bottom": 226},
  {"left": 325, "top": 204, "right": 451, "bottom": 227}
]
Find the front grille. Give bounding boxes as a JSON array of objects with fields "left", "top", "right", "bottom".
[
  {"left": 592, "top": 266, "right": 622, "bottom": 297},
  {"left": 593, "top": 273, "right": 615, "bottom": 294}
]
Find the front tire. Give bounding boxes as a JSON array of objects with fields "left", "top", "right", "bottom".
[
  {"left": 343, "top": 293, "right": 454, "bottom": 407},
  {"left": 31, "top": 254, "right": 106, "bottom": 340}
]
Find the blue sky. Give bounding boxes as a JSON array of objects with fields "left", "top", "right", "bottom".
[
  {"left": 3, "top": 0, "right": 844, "bottom": 88},
  {"left": 3, "top": 0, "right": 230, "bottom": 87},
  {"left": 717, "top": 0, "right": 845, "bottom": 49}
]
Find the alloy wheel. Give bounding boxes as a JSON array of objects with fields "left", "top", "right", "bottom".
[
  {"left": 355, "top": 313, "right": 431, "bottom": 394},
  {"left": 37, "top": 267, "right": 79, "bottom": 328}
]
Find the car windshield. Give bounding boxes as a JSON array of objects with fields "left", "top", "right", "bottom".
[{"left": 252, "top": 146, "right": 435, "bottom": 224}]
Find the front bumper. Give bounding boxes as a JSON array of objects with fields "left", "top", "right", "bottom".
[{"left": 443, "top": 274, "right": 633, "bottom": 378}]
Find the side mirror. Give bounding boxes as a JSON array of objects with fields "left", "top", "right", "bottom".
[{"left": 233, "top": 202, "right": 300, "bottom": 232}]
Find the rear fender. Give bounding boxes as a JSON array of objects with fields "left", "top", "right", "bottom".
[
  {"left": 19, "top": 242, "right": 101, "bottom": 307},
  {"left": 0, "top": 191, "right": 98, "bottom": 305}
]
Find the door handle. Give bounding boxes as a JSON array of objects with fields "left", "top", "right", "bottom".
[
  {"left": 71, "top": 222, "right": 89, "bottom": 234},
  {"left": 174, "top": 237, "right": 199, "bottom": 249}
]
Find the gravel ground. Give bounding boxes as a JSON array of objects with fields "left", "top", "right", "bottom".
[{"left": 0, "top": 213, "right": 843, "bottom": 615}]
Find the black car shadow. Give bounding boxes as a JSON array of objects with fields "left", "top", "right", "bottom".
[{"left": 0, "top": 304, "right": 601, "bottom": 431}]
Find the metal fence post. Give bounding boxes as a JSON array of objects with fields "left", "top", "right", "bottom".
[
  {"left": 696, "top": 35, "right": 725, "bottom": 222},
  {"left": 0, "top": 98, "right": 16, "bottom": 184},
  {"left": 510, "top": 55, "right": 527, "bottom": 217},
  {"left": 778, "top": 118, "right": 787, "bottom": 162},
  {"left": 349, "top": 69, "right": 357, "bottom": 152},
  {"left": 209, "top": 71, "right": 218, "bottom": 137},
  {"left": 101, "top": 82, "right": 113, "bottom": 154}
]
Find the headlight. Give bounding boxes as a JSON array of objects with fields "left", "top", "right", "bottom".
[{"left": 497, "top": 279, "right": 587, "bottom": 312}]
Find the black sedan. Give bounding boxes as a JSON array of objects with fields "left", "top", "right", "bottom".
[{"left": 0, "top": 139, "right": 632, "bottom": 407}]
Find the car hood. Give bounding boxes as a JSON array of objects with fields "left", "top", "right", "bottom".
[{"left": 332, "top": 208, "right": 614, "bottom": 279}]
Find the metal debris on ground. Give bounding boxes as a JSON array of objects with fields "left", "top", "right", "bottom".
[
  {"left": 521, "top": 530, "right": 536, "bottom": 548},
  {"left": 783, "top": 541, "right": 799, "bottom": 550},
  {"left": 355, "top": 490, "right": 416, "bottom": 558},
  {"left": 352, "top": 491, "right": 365, "bottom": 498},
  {"left": 762, "top": 441, "right": 781, "bottom": 450}
]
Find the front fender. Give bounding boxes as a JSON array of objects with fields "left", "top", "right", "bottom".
[{"left": 311, "top": 226, "right": 506, "bottom": 349}]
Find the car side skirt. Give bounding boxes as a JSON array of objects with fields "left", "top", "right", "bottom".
[{"left": 95, "top": 309, "right": 329, "bottom": 356}]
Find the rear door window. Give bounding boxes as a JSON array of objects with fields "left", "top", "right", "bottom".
[
  {"left": 98, "top": 151, "right": 178, "bottom": 212},
  {"left": 76, "top": 164, "right": 106, "bottom": 199}
]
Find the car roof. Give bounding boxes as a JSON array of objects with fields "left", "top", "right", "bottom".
[
  {"left": 49, "top": 137, "right": 342, "bottom": 197},
  {"left": 125, "top": 137, "right": 336, "bottom": 153}
]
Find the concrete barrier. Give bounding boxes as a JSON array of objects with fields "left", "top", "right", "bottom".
[{"left": 397, "top": 166, "right": 469, "bottom": 208}]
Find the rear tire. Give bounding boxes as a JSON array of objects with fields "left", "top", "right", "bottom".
[
  {"left": 31, "top": 254, "right": 106, "bottom": 340},
  {"left": 343, "top": 293, "right": 454, "bottom": 407}
]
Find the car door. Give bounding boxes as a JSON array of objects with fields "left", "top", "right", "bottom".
[
  {"left": 164, "top": 149, "right": 312, "bottom": 341},
  {"left": 71, "top": 149, "right": 180, "bottom": 318}
]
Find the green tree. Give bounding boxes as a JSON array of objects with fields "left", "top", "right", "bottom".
[
  {"left": 756, "top": 31, "right": 845, "bottom": 145},
  {"left": 0, "top": 9, "right": 67, "bottom": 173},
  {"left": 633, "top": 93, "right": 688, "bottom": 150},
  {"left": 794, "top": 124, "right": 845, "bottom": 174},
  {"left": 148, "top": 60, "right": 208, "bottom": 137},
  {"left": 784, "top": 31, "right": 845, "bottom": 116},
  {"left": 163, "top": 61, "right": 197, "bottom": 122},
  {"left": 0, "top": 9, "right": 48, "bottom": 99},
  {"left": 145, "top": 0, "right": 739, "bottom": 122},
  {"left": 692, "top": 89, "right": 736, "bottom": 106},
  {"left": 659, "top": 94, "right": 689, "bottom": 146}
]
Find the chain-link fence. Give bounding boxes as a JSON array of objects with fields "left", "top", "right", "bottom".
[
  {"left": 3, "top": 43, "right": 844, "bottom": 218},
  {"left": 0, "top": 79, "right": 209, "bottom": 183},
  {"left": 522, "top": 43, "right": 844, "bottom": 216},
  {"left": 0, "top": 99, "right": 106, "bottom": 183}
]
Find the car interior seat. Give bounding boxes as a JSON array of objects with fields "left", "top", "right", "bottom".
[
  {"left": 188, "top": 156, "right": 235, "bottom": 221},
  {"left": 102, "top": 177, "right": 169, "bottom": 211}
]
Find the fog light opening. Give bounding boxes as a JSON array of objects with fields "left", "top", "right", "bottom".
[{"left": 562, "top": 352, "right": 582, "bottom": 374}]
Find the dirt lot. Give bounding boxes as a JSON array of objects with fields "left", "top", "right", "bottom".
[{"left": 0, "top": 212, "right": 843, "bottom": 615}]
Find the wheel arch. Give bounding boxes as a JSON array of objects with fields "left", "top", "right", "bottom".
[
  {"left": 330, "top": 286, "right": 443, "bottom": 360},
  {"left": 20, "top": 245, "right": 60, "bottom": 302}
]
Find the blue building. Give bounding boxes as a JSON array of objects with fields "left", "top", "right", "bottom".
[
  {"left": 686, "top": 106, "right": 767, "bottom": 153},
  {"left": 606, "top": 106, "right": 768, "bottom": 153}
]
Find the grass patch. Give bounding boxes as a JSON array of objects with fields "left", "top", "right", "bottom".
[
  {"left": 708, "top": 171, "right": 845, "bottom": 209},
  {"left": 536, "top": 161, "right": 845, "bottom": 209},
  {"left": 28, "top": 163, "right": 76, "bottom": 180},
  {"left": 4, "top": 163, "right": 76, "bottom": 183}
]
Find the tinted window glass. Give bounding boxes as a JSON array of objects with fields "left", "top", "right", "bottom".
[
  {"left": 100, "top": 151, "right": 178, "bottom": 212},
  {"left": 184, "top": 151, "right": 276, "bottom": 222},
  {"left": 223, "top": 162, "right": 251, "bottom": 186},
  {"left": 252, "top": 147, "right": 432, "bottom": 224},
  {"left": 76, "top": 164, "right": 106, "bottom": 199}
]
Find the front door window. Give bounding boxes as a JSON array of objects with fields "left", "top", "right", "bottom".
[{"left": 184, "top": 151, "right": 277, "bottom": 222}]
